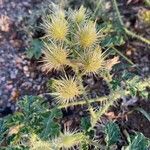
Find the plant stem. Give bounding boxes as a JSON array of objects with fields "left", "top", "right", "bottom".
[
  {"left": 58, "top": 94, "right": 108, "bottom": 109},
  {"left": 112, "top": 0, "right": 124, "bottom": 26},
  {"left": 58, "top": 90, "right": 129, "bottom": 109},
  {"left": 92, "top": 0, "right": 102, "bottom": 19},
  {"left": 89, "top": 91, "right": 121, "bottom": 130},
  {"left": 124, "top": 28, "right": 150, "bottom": 45},
  {"left": 88, "top": 140, "right": 106, "bottom": 149},
  {"left": 112, "top": 0, "right": 150, "bottom": 45},
  {"left": 112, "top": 46, "right": 134, "bottom": 66}
]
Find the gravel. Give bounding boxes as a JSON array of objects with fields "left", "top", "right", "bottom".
[{"left": 0, "top": 0, "right": 49, "bottom": 114}]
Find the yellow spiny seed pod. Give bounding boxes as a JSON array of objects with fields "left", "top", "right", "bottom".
[
  {"left": 73, "top": 5, "right": 86, "bottom": 23},
  {"left": 76, "top": 21, "right": 99, "bottom": 48},
  {"left": 53, "top": 130, "right": 85, "bottom": 149},
  {"left": 30, "top": 134, "right": 52, "bottom": 150},
  {"left": 42, "top": 9, "right": 68, "bottom": 41},
  {"left": 80, "top": 46, "right": 106, "bottom": 75},
  {"left": 139, "top": 9, "right": 150, "bottom": 24},
  {"left": 42, "top": 42, "right": 69, "bottom": 72},
  {"left": 52, "top": 77, "right": 84, "bottom": 104}
]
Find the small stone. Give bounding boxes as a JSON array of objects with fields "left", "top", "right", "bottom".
[
  {"left": 25, "top": 72, "right": 30, "bottom": 77},
  {"left": 7, "top": 102, "right": 11, "bottom": 107},
  {"left": 15, "top": 57, "right": 22, "bottom": 64},
  {"left": 10, "top": 39, "right": 22, "bottom": 49},
  {"left": 33, "top": 85, "right": 37, "bottom": 90},
  {"left": 23, "top": 2, "right": 30, "bottom": 7},
  {"left": 79, "top": 111, "right": 83, "bottom": 116},
  {"left": 37, "top": 85, "right": 41, "bottom": 90},
  {"left": 21, "top": 81, "right": 32, "bottom": 88},
  {"left": 11, "top": 105, "right": 15, "bottom": 111},
  {"left": 1, "top": 76, "right": 6, "bottom": 81},
  {"left": 22, "top": 60, "right": 28, "bottom": 65},
  {"left": 10, "top": 72, "right": 16, "bottom": 79},
  {"left": 23, "top": 66, "right": 28, "bottom": 72},
  {"left": 10, "top": 89, "right": 20, "bottom": 101},
  {"left": 7, "top": 80, "right": 13, "bottom": 84},
  {"left": 11, "top": 2, "right": 16, "bottom": 8},
  {"left": 10, "top": 70, "right": 18, "bottom": 79},
  {"left": 29, "top": 78, "right": 33, "bottom": 82},
  {"left": 5, "top": 84, "right": 13, "bottom": 90},
  {"left": 142, "top": 67, "right": 149, "bottom": 72},
  {"left": 16, "top": 64, "right": 22, "bottom": 70},
  {"left": 0, "top": 58, "right": 4, "bottom": 63}
]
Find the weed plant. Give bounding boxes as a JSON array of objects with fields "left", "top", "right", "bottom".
[{"left": 0, "top": 2, "right": 150, "bottom": 150}]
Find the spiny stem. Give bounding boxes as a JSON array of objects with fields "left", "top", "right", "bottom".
[
  {"left": 58, "top": 95, "right": 109, "bottom": 109},
  {"left": 112, "top": 0, "right": 124, "bottom": 25},
  {"left": 112, "top": 0, "right": 150, "bottom": 45},
  {"left": 77, "top": 73, "right": 96, "bottom": 122},
  {"left": 124, "top": 28, "right": 150, "bottom": 45},
  {"left": 58, "top": 90, "right": 129, "bottom": 109},
  {"left": 88, "top": 91, "right": 121, "bottom": 130}
]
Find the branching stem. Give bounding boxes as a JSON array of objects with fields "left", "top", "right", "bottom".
[
  {"left": 58, "top": 95, "right": 108, "bottom": 109},
  {"left": 58, "top": 90, "right": 128, "bottom": 109}
]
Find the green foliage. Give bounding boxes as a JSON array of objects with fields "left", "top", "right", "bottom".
[
  {"left": 101, "top": 33, "right": 125, "bottom": 47},
  {"left": 125, "top": 76, "right": 149, "bottom": 99},
  {"left": 144, "top": 0, "right": 150, "bottom": 6},
  {"left": 0, "top": 96, "right": 62, "bottom": 149},
  {"left": 26, "top": 39, "right": 43, "bottom": 59},
  {"left": 111, "top": 72, "right": 149, "bottom": 99},
  {"left": 0, "top": 119, "right": 7, "bottom": 145},
  {"left": 81, "top": 117, "right": 94, "bottom": 138},
  {"left": 104, "top": 121, "right": 121, "bottom": 147},
  {"left": 124, "top": 133, "right": 149, "bottom": 150},
  {"left": 81, "top": 117, "right": 91, "bottom": 133},
  {"left": 40, "top": 108, "right": 62, "bottom": 139},
  {"left": 101, "top": 22, "right": 125, "bottom": 47}
]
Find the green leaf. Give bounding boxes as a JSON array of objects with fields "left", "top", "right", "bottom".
[
  {"left": 0, "top": 119, "right": 7, "bottom": 144},
  {"left": 104, "top": 122, "right": 120, "bottom": 146},
  {"left": 125, "top": 133, "right": 149, "bottom": 150},
  {"left": 125, "top": 76, "right": 149, "bottom": 98},
  {"left": 50, "top": 108, "right": 62, "bottom": 119},
  {"left": 40, "top": 116, "right": 60, "bottom": 139},
  {"left": 110, "top": 79, "right": 121, "bottom": 90},
  {"left": 26, "top": 39, "right": 43, "bottom": 59},
  {"left": 81, "top": 117, "right": 91, "bottom": 132},
  {"left": 18, "top": 96, "right": 47, "bottom": 115},
  {"left": 81, "top": 141, "right": 89, "bottom": 150},
  {"left": 40, "top": 108, "right": 62, "bottom": 139},
  {"left": 101, "top": 34, "right": 125, "bottom": 47}
]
